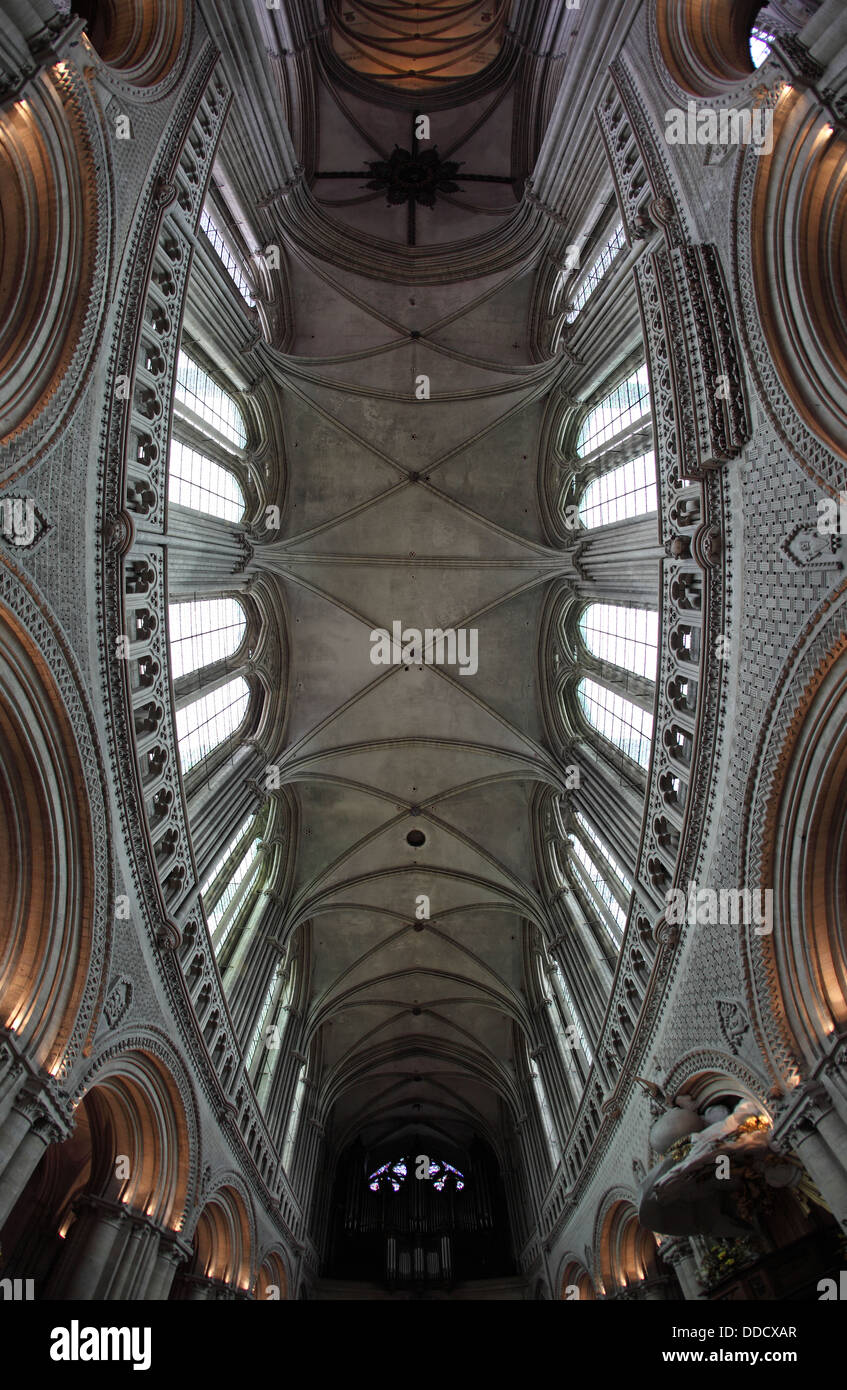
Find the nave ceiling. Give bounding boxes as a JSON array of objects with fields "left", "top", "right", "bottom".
[{"left": 196, "top": 0, "right": 600, "bottom": 1170}]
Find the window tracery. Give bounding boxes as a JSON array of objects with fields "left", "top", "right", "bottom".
[
  {"left": 175, "top": 676, "right": 251, "bottom": 774},
  {"left": 200, "top": 206, "right": 257, "bottom": 308},
  {"left": 167, "top": 438, "right": 246, "bottom": 522},
  {"left": 169, "top": 598, "right": 247, "bottom": 680},
  {"left": 576, "top": 677, "right": 653, "bottom": 769},
  {"left": 175, "top": 350, "right": 247, "bottom": 449}
]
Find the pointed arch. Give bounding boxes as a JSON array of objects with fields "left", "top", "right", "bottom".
[
  {"left": 578, "top": 602, "right": 658, "bottom": 680},
  {"left": 169, "top": 597, "right": 247, "bottom": 681},
  {"left": 175, "top": 351, "right": 247, "bottom": 449},
  {"left": 576, "top": 677, "right": 653, "bottom": 769},
  {"left": 175, "top": 675, "right": 251, "bottom": 773},
  {"left": 167, "top": 438, "right": 246, "bottom": 522},
  {"left": 188, "top": 1179, "right": 254, "bottom": 1291}
]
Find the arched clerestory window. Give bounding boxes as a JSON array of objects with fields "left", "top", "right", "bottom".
[
  {"left": 200, "top": 205, "right": 257, "bottom": 308},
  {"left": 578, "top": 450, "right": 656, "bottom": 528},
  {"left": 562, "top": 222, "right": 626, "bottom": 325},
  {"left": 175, "top": 676, "right": 251, "bottom": 774},
  {"left": 528, "top": 1045, "right": 561, "bottom": 1169},
  {"left": 576, "top": 364, "right": 651, "bottom": 458},
  {"left": 247, "top": 959, "right": 297, "bottom": 1099},
  {"left": 568, "top": 811, "right": 633, "bottom": 944},
  {"left": 169, "top": 597, "right": 247, "bottom": 680},
  {"left": 175, "top": 350, "right": 247, "bottom": 449},
  {"left": 750, "top": 23, "right": 774, "bottom": 68},
  {"left": 577, "top": 677, "right": 653, "bottom": 769},
  {"left": 578, "top": 603, "right": 658, "bottom": 681},
  {"left": 168, "top": 438, "right": 246, "bottom": 522},
  {"left": 200, "top": 813, "right": 263, "bottom": 951},
  {"left": 281, "top": 1063, "right": 307, "bottom": 1174}
]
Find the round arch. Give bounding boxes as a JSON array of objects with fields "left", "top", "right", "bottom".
[
  {"left": 76, "top": 1033, "right": 198, "bottom": 1229},
  {"left": 757, "top": 636, "right": 847, "bottom": 1072},
  {"left": 595, "top": 1190, "right": 660, "bottom": 1295},
  {"left": 655, "top": 0, "right": 763, "bottom": 97},
  {"left": 77, "top": 0, "right": 189, "bottom": 89},
  {"left": 750, "top": 96, "right": 847, "bottom": 469},
  {"left": 560, "top": 1258, "right": 596, "bottom": 1300},
  {"left": 0, "top": 65, "right": 107, "bottom": 457},
  {"left": 185, "top": 1176, "right": 255, "bottom": 1293},
  {"left": 0, "top": 600, "right": 98, "bottom": 1075},
  {"left": 254, "top": 1248, "right": 290, "bottom": 1301}
]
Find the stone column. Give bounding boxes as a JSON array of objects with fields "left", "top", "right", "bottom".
[
  {"left": 0, "top": 1088, "right": 69, "bottom": 1230},
  {"left": 107, "top": 1216, "right": 160, "bottom": 1300},
  {"left": 182, "top": 1273, "right": 215, "bottom": 1300},
  {"left": 56, "top": 1196, "right": 128, "bottom": 1300},
  {"left": 776, "top": 1085, "right": 847, "bottom": 1232},
  {"left": 145, "top": 1237, "right": 190, "bottom": 1301},
  {"left": 661, "top": 1236, "right": 703, "bottom": 1300},
  {"left": 787, "top": 1127, "right": 847, "bottom": 1231}
]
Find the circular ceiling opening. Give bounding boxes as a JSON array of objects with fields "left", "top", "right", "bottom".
[{"left": 406, "top": 829, "right": 426, "bottom": 847}]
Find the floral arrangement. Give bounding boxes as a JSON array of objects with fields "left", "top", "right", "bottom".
[{"left": 700, "top": 1237, "right": 758, "bottom": 1287}]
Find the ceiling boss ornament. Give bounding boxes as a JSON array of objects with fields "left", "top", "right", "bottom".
[{"left": 364, "top": 144, "right": 464, "bottom": 207}]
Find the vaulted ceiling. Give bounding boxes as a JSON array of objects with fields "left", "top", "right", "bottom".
[
  {"left": 329, "top": 0, "right": 509, "bottom": 90},
  {"left": 203, "top": 0, "right": 603, "bottom": 1178}
]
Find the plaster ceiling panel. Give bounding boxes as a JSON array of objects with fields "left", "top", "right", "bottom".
[
  {"left": 304, "top": 812, "right": 530, "bottom": 903},
  {"left": 280, "top": 556, "right": 549, "bottom": 635},
  {"left": 284, "top": 256, "right": 399, "bottom": 357},
  {"left": 283, "top": 742, "right": 536, "bottom": 805},
  {"left": 278, "top": 583, "right": 386, "bottom": 746},
  {"left": 286, "top": 372, "right": 535, "bottom": 469},
  {"left": 428, "top": 779, "right": 538, "bottom": 885},
  {"left": 279, "top": 393, "right": 402, "bottom": 534},
  {"left": 426, "top": 400, "right": 549, "bottom": 540},
  {"left": 439, "top": 584, "right": 551, "bottom": 741},
  {"left": 292, "top": 780, "right": 406, "bottom": 890},
  {"left": 311, "top": 868, "right": 522, "bottom": 919},
  {"left": 288, "top": 659, "right": 539, "bottom": 762}
]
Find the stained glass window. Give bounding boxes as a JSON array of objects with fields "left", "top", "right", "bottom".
[
  {"left": 576, "top": 365, "right": 651, "bottom": 457},
  {"left": 750, "top": 24, "right": 774, "bottom": 68},
  {"left": 367, "top": 1156, "right": 465, "bottom": 1193},
  {"left": 577, "top": 451, "right": 656, "bottom": 529},
  {"left": 175, "top": 351, "right": 247, "bottom": 448},
  {"left": 168, "top": 439, "right": 245, "bottom": 522},
  {"left": 577, "top": 677, "right": 653, "bottom": 768},
  {"left": 578, "top": 603, "right": 658, "bottom": 681},
  {"left": 176, "top": 676, "right": 250, "bottom": 773},
  {"left": 200, "top": 206, "right": 256, "bottom": 307},
  {"left": 169, "top": 598, "right": 246, "bottom": 680}
]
